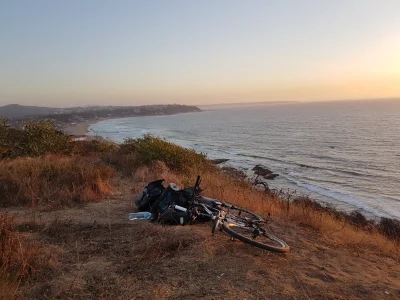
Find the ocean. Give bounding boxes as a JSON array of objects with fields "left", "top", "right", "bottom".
[{"left": 89, "top": 100, "right": 400, "bottom": 220}]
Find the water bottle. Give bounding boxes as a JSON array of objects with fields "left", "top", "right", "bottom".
[
  {"left": 128, "top": 212, "right": 152, "bottom": 221},
  {"left": 173, "top": 205, "right": 188, "bottom": 212}
]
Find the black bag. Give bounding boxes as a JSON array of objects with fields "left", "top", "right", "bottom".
[
  {"left": 158, "top": 207, "right": 190, "bottom": 225},
  {"left": 150, "top": 183, "right": 184, "bottom": 213},
  {"left": 135, "top": 179, "right": 165, "bottom": 211},
  {"left": 136, "top": 180, "right": 191, "bottom": 225}
]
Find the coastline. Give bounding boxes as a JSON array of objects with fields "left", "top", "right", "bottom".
[
  {"left": 62, "top": 121, "right": 93, "bottom": 136},
  {"left": 61, "top": 119, "right": 110, "bottom": 142},
  {"left": 60, "top": 110, "right": 203, "bottom": 137},
  {"left": 60, "top": 113, "right": 399, "bottom": 222},
  {"left": 3, "top": 122, "right": 399, "bottom": 299}
]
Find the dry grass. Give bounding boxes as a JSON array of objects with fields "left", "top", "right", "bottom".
[
  {"left": 4, "top": 169, "right": 399, "bottom": 300},
  {"left": 1, "top": 136, "right": 399, "bottom": 299},
  {"left": 1, "top": 213, "right": 32, "bottom": 279},
  {"left": 0, "top": 213, "right": 60, "bottom": 300},
  {"left": 0, "top": 214, "right": 21, "bottom": 300},
  {"left": 132, "top": 162, "right": 400, "bottom": 257},
  {"left": 0, "top": 278, "right": 19, "bottom": 300},
  {"left": 129, "top": 223, "right": 203, "bottom": 261},
  {"left": 0, "top": 155, "right": 116, "bottom": 209}
]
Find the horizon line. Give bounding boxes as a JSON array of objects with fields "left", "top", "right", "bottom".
[{"left": 1, "top": 97, "right": 400, "bottom": 109}]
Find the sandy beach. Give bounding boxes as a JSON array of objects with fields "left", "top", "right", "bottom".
[
  {"left": 62, "top": 121, "right": 93, "bottom": 136},
  {"left": 62, "top": 120, "right": 113, "bottom": 142}
]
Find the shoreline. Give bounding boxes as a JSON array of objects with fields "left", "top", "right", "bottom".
[
  {"left": 61, "top": 118, "right": 399, "bottom": 222},
  {"left": 60, "top": 110, "right": 203, "bottom": 137},
  {"left": 62, "top": 120, "right": 93, "bottom": 136},
  {"left": 62, "top": 119, "right": 111, "bottom": 142}
]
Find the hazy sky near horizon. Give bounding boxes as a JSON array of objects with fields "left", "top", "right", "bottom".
[{"left": 1, "top": 0, "right": 400, "bottom": 107}]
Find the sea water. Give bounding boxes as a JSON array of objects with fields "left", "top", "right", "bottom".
[{"left": 89, "top": 100, "right": 400, "bottom": 220}]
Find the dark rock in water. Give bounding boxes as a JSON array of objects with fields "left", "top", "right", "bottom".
[
  {"left": 252, "top": 164, "right": 278, "bottom": 180},
  {"left": 252, "top": 164, "right": 273, "bottom": 176},
  {"left": 264, "top": 173, "right": 279, "bottom": 180},
  {"left": 221, "top": 166, "right": 247, "bottom": 180},
  {"left": 210, "top": 158, "right": 229, "bottom": 165}
]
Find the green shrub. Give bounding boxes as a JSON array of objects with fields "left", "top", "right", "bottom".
[
  {"left": 0, "top": 119, "right": 69, "bottom": 158},
  {"left": 116, "top": 135, "right": 213, "bottom": 175},
  {"left": 68, "top": 139, "right": 117, "bottom": 155}
]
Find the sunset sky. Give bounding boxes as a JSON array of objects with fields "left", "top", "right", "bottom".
[{"left": 1, "top": 0, "right": 399, "bottom": 107}]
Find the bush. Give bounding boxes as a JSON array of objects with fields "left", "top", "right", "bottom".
[
  {"left": 378, "top": 218, "right": 400, "bottom": 242},
  {"left": 0, "top": 155, "right": 116, "bottom": 208},
  {"left": 0, "top": 119, "right": 69, "bottom": 158},
  {"left": 112, "top": 135, "right": 213, "bottom": 176},
  {"left": 346, "top": 211, "right": 374, "bottom": 228},
  {"left": 67, "top": 139, "right": 117, "bottom": 155}
]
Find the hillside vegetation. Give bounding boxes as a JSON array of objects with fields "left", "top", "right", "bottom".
[{"left": 0, "top": 120, "right": 399, "bottom": 299}]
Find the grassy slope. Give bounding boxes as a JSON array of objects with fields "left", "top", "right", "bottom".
[{"left": 1, "top": 135, "right": 399, "bottom": 299}]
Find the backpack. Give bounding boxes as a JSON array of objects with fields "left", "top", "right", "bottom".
[
  {"left": 150, "top": 183, "right": 191, "bottom": 225},
  {"left": 135, "top": 179, "right": 165, "bottom": 211}
]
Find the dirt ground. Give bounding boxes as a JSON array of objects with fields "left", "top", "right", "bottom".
[{"left": 7, "top": 181, "right": 400, "bottom": 300}]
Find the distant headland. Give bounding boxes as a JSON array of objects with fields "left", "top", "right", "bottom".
[{"left": 0, "top": 103, "right": 202, "bottom": 125}]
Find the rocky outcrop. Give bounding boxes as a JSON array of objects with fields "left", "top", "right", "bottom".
[
  {"left": 221, "top": 166, "right": 247, "bottom": 180},
  {"left": 252, "top": 164, "right": 279, "bottom": 180},
  {"left": 263, "top": 173, "right": 279, "bottom": 180}
]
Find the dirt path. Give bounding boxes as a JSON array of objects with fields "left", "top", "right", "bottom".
[{"left": 10, "top": 183, "right": 400, "bottom": 300}]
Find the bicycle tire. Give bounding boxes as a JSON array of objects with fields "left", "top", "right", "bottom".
[
  {"left": 222, "top": 203, "right": 264, "bottom": 222},
  {"left": 222, "top": 220, "right": 290, "bottom": 253}
]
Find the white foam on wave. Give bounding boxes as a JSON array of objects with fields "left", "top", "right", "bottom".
[{"left": 297, "top": 182, "right": 400, "bottom": 219}]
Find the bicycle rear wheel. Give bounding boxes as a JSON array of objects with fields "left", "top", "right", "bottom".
[{"left": 222, "top": 219, "right": 290, "bottom": 253}]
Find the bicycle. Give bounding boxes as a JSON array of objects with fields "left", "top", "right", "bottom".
[{"left": 188, "top": 176, "right": 290, "bottom": 253}]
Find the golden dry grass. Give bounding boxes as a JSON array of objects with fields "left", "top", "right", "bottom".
[
  {"left": 0, "top": 278, "right": 19, "bottom": 300},
  {"left": 0, "top": 213, "right": 61, "bottom": 300},
  {"left": 133, "top": 162, "right": 400, "bottom": 257},
  {"left": 0, "top": 155, "right": 116, "bottom": 209},
  {"left": 1, "top": 131, "right": 398, "bottom": 299},
  {"left": 2, "top": 164, "right": 399, "bottom": 299}
]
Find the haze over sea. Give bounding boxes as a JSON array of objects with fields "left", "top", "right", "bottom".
[{"left": 90, "top": 100, "right": 400, "bottom": 220}]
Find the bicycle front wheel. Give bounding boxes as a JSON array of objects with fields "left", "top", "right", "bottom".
[{"left": 222, "top": 220, "right": 290, "bottom": 253}]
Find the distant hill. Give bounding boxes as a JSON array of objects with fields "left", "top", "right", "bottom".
[
  {"left": 0, "top": 104, "right": 58, "bottom": 119},
  {"left": 0, "top": 104, "right": 202, "bottom": 123}
]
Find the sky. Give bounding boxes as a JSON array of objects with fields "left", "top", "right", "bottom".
[{"left": 1, "top": 0, "right": 400, "bottom": 107}]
